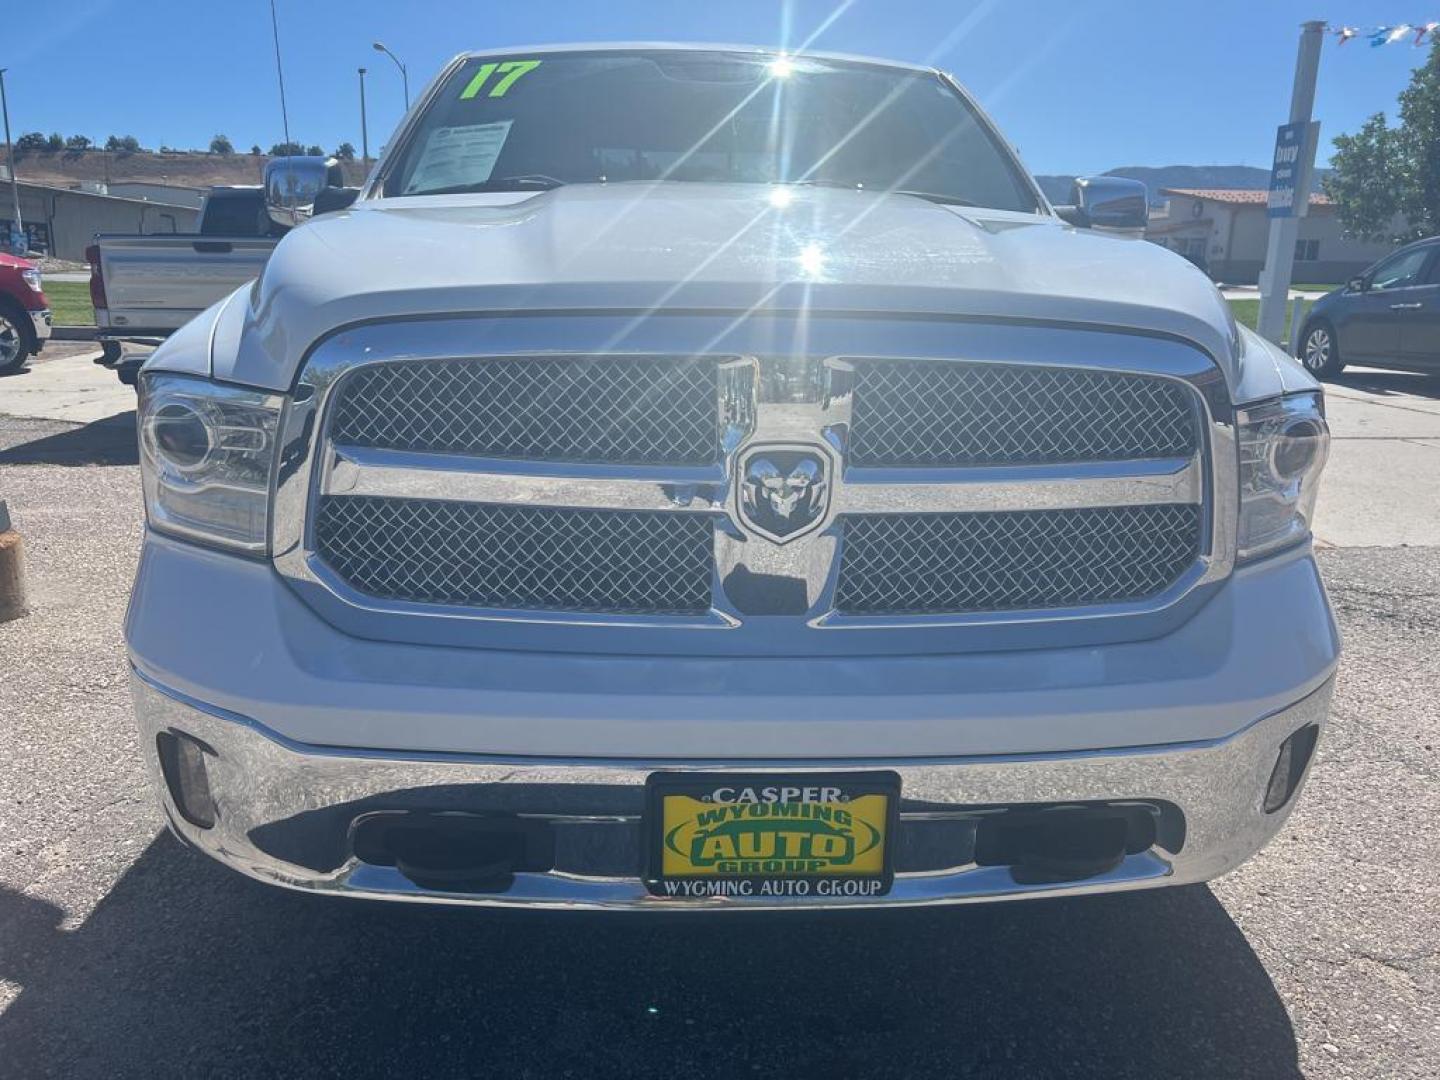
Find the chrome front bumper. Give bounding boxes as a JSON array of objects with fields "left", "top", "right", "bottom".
[{"left": 132, "top": 671, "right": 1332, "bottom": 911}]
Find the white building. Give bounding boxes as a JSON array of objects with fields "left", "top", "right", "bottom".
[
  {"left": 1145, "top": 188, "right": 1398, "bottom": 285},
  {"left": 103, "top": 182, "right": 207, "bottom": 209},
  {"left": 0, "top": 179, "right": 198, "bottom": 261}
]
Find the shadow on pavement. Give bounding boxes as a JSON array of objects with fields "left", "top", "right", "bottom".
[
  {"left": 0, "top": 834, "right": 1300, "bottom": 1079},
  {"left": 0, "top": 411, "right": 137, "bottom": 466},
  {"left": 1329, "top": 368, "right": 1440, "bottom": 400}
]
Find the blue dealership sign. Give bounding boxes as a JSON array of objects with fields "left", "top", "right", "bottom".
[{"left": 1268, "top": 121, "right": 1318, "bottom": 219}]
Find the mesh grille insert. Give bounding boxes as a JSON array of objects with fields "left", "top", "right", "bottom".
[
  {"left": 848, "top": 361, "right": 1198, "bottom": 467},
  {"left": 329, "top": 356, "right": 721, "bottom": 465},
  {"left": 315, "top": 496, "right": 714, "bottom": 615},
  {"left": 835, "top": 504, "right": 1203, "bottom": 615}
]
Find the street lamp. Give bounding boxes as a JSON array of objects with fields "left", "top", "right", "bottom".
[
  {"left": 0, "top": 69, "right": 24, "bottom": 255},
  {"left": 372, "top": 41, "right": 409, "bottom": 109},
  {"left": 357, "top": 67, "right": 371, "bottom": 166}
]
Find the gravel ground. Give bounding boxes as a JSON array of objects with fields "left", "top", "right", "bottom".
[
  {"left": 0, "top": 440, "right": 1437, "bottom": 1077},
  {"left": 30, "top": 257, "right": 89, "bottom": 274}
]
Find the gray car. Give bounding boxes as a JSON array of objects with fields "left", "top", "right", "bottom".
[{"left": 1298, "top": 237, "right": 1440, "bottom": 377}]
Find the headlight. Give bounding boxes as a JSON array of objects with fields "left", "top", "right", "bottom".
[
  {"left": 1236, "top": 392, "right": 1329, "bottom": 562},
  {"left": 20, "top": 268, "right": 42, "bottom": 293},
  {"left": 138, "top": 373, "right": 284, "bottom": 553}
]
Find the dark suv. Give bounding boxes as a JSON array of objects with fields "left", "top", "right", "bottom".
[{"left": 1298, "top": 238, "right": 1440, "bottom": 377}]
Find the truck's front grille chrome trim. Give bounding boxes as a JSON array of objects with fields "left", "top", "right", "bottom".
[
  {"left": 838, "top": 457, "right": 1202, "bottom": 515},
  {"left": 328, "top": 445, "right": 728, "bottom": 512},
  {"left": 270, "top": 315, "right": 1237, "bottom": 655}
]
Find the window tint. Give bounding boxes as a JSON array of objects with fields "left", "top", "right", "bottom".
[
  {"left": 1369, "top": 246, "right": 1431, "bottom": 290},
  {"left": 384, "top": 51, "right": 1038, "bottom": 213}
]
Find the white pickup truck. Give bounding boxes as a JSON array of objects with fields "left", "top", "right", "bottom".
[
  {"left": 127, "top": 45, "right": 1338, "bottom": 909},
  {"left": 86, "top": 185, "right": 292, "bottom": 381}
]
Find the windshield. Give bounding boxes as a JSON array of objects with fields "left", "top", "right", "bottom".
[{"left": 382, "top": 50, "right": 1039, "bottom": 212}]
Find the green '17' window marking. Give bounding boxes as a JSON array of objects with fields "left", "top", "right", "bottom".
[{"left": 460, "top": 59, "right": 542, "bottom": 99}]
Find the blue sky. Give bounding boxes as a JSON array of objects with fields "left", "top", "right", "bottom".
[{"left": 3, "top": 1, "right": 1430, "bottom": 175}]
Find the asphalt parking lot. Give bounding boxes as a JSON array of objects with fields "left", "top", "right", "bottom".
[{"left": 1, "top": 348, "right": 1438, "bottom": 1078}]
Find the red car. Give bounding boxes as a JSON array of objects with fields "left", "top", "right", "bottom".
[{"left": 0, "top": 253, "right": 52, "bottom": 375}]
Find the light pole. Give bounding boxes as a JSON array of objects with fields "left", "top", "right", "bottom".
[
  {"left": 358, "top": 67, "right": 371, "bottom": 166},
  {"left": 0, "top": 69, "right": 24, "bottom": 255},
  {"left": 372, "top": 41, "right": 409, "bottom": 109}
]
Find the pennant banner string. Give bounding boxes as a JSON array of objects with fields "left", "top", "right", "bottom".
[{"left": 1329, "top": 21, "right": 1440, "bottom": 46}]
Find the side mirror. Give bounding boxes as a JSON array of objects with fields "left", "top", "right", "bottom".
[
  {"left": 265, "top": 156, "right": 349, "bottom": 227},
  {"left": 1055, "top": 176, "right": 1149, "bottom": 232},
  {"left": 313, "top": 186, "right": 360, "bottom": 215},
  {"left": 1347, "top": 276, "right": 1367, "bottom": 293}
]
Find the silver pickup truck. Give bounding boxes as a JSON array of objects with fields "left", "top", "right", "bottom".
[
  {"left": 127, "top": 44, "right": 1337, "bottom": 910},
  {"left": 87, "top": 186, "right": 288, "bottom": 380}
]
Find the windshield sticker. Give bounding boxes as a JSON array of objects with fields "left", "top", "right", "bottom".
[
  {"left": 460, "top": 59, "right": 542, "bottom": 99},
  {"left": 402, "top": 120, "right": 514, "bottom": 193}
]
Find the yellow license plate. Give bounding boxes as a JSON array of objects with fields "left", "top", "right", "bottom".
[{"left": 644, "top": 773, "right": 899, "bottom": 899}]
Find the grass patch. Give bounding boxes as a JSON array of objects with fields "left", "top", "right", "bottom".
[
  {"left": 43, "top": 280, "right": 94, "bottom": 326},
  {"left": 1227, "top": 297, "right": 1309, "bottom": 345},
  {"left": 1228, "top": 298, "right": 1261, "bottom": 330}
]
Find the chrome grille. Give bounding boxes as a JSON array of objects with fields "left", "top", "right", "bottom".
[
  {"left": 278, "top": 317, "right": 1233, "bottom": 653},
  {"left": 835, "top": 504, "right": 1203, "bottom": 615},
  {"left": 315, "top": 496, "right": 714, "bottom": 614},
  {"left": 848, "top": 361, "right": 1199, "bottom": 467},
  {"left": 329, "top": 356, "right": 721, "bottom": 465}
]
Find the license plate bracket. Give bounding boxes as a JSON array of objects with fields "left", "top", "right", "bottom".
[{"left": 643, "top": 771, "right": 900, "bottom": 899}]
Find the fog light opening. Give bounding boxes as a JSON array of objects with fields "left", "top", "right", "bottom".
[
  {"left": 1264, "top": 724, "right": 1320, "bottom": 814},
  {"left": 156, "top": 730, "right": 217, "bottom": 830}
]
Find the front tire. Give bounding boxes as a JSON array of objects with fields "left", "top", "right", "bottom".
[
  {"left": 0, "top": 304, "right": 33, "bottom": 376},
  {"left": 1300, "top": 320, "right": 1344, "bottom": 378}
]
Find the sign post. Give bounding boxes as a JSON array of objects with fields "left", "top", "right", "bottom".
[{"left": 1257, "top": 21, "right": 1327, "bottom": 345}]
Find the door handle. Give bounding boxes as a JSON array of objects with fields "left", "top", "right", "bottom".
[{"left": 1389, "top": 302, "right": 1423, "bottom": 310}]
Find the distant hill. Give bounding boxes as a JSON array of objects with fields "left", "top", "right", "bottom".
[
  {"left": 1034, "top": 165, "right": 1331, "bottom": 205},
  {"left": 0, "top": 148, "right": 366, "bottom": 191}
]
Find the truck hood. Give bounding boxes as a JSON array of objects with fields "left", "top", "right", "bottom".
[{"left": 213, "top": 182, "right": 1242, "bottom": 389}]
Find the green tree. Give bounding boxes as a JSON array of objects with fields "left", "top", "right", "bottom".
[
  {"left": 45, "top": 132, "right": 64, "bottom": 152},
  {"left": 1327, "top": 39, "right": 1440, "bottom": 241},
  {"left": 14, "top": 131, "right": 47, "bottom": 153},
  {"left": 209, "top": 133, "right": 234, "bottom": 154},
  {"left": 105, "top": 134, "right": 141, "bottom": 153},
  {"left": 304, "top": 143, "right": 324, "bottom": 156},
  {"left": 269, "top": 141, "right": 305, "bottom": 156},
  {"left": 65, "top": 134, "right": 92, "bottom": 152},
  {"left": 250, "top": 144, "right": 262, "bottom": 156},
  {"left": 334, "top": 141, "right": 356, "bottom": 161},
  {"left": 1326, "top": 114, "right": 1404, "bottom": 241},
  {"left": 1397, "top": 41, "right": 1440, "bottom": 238}
]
